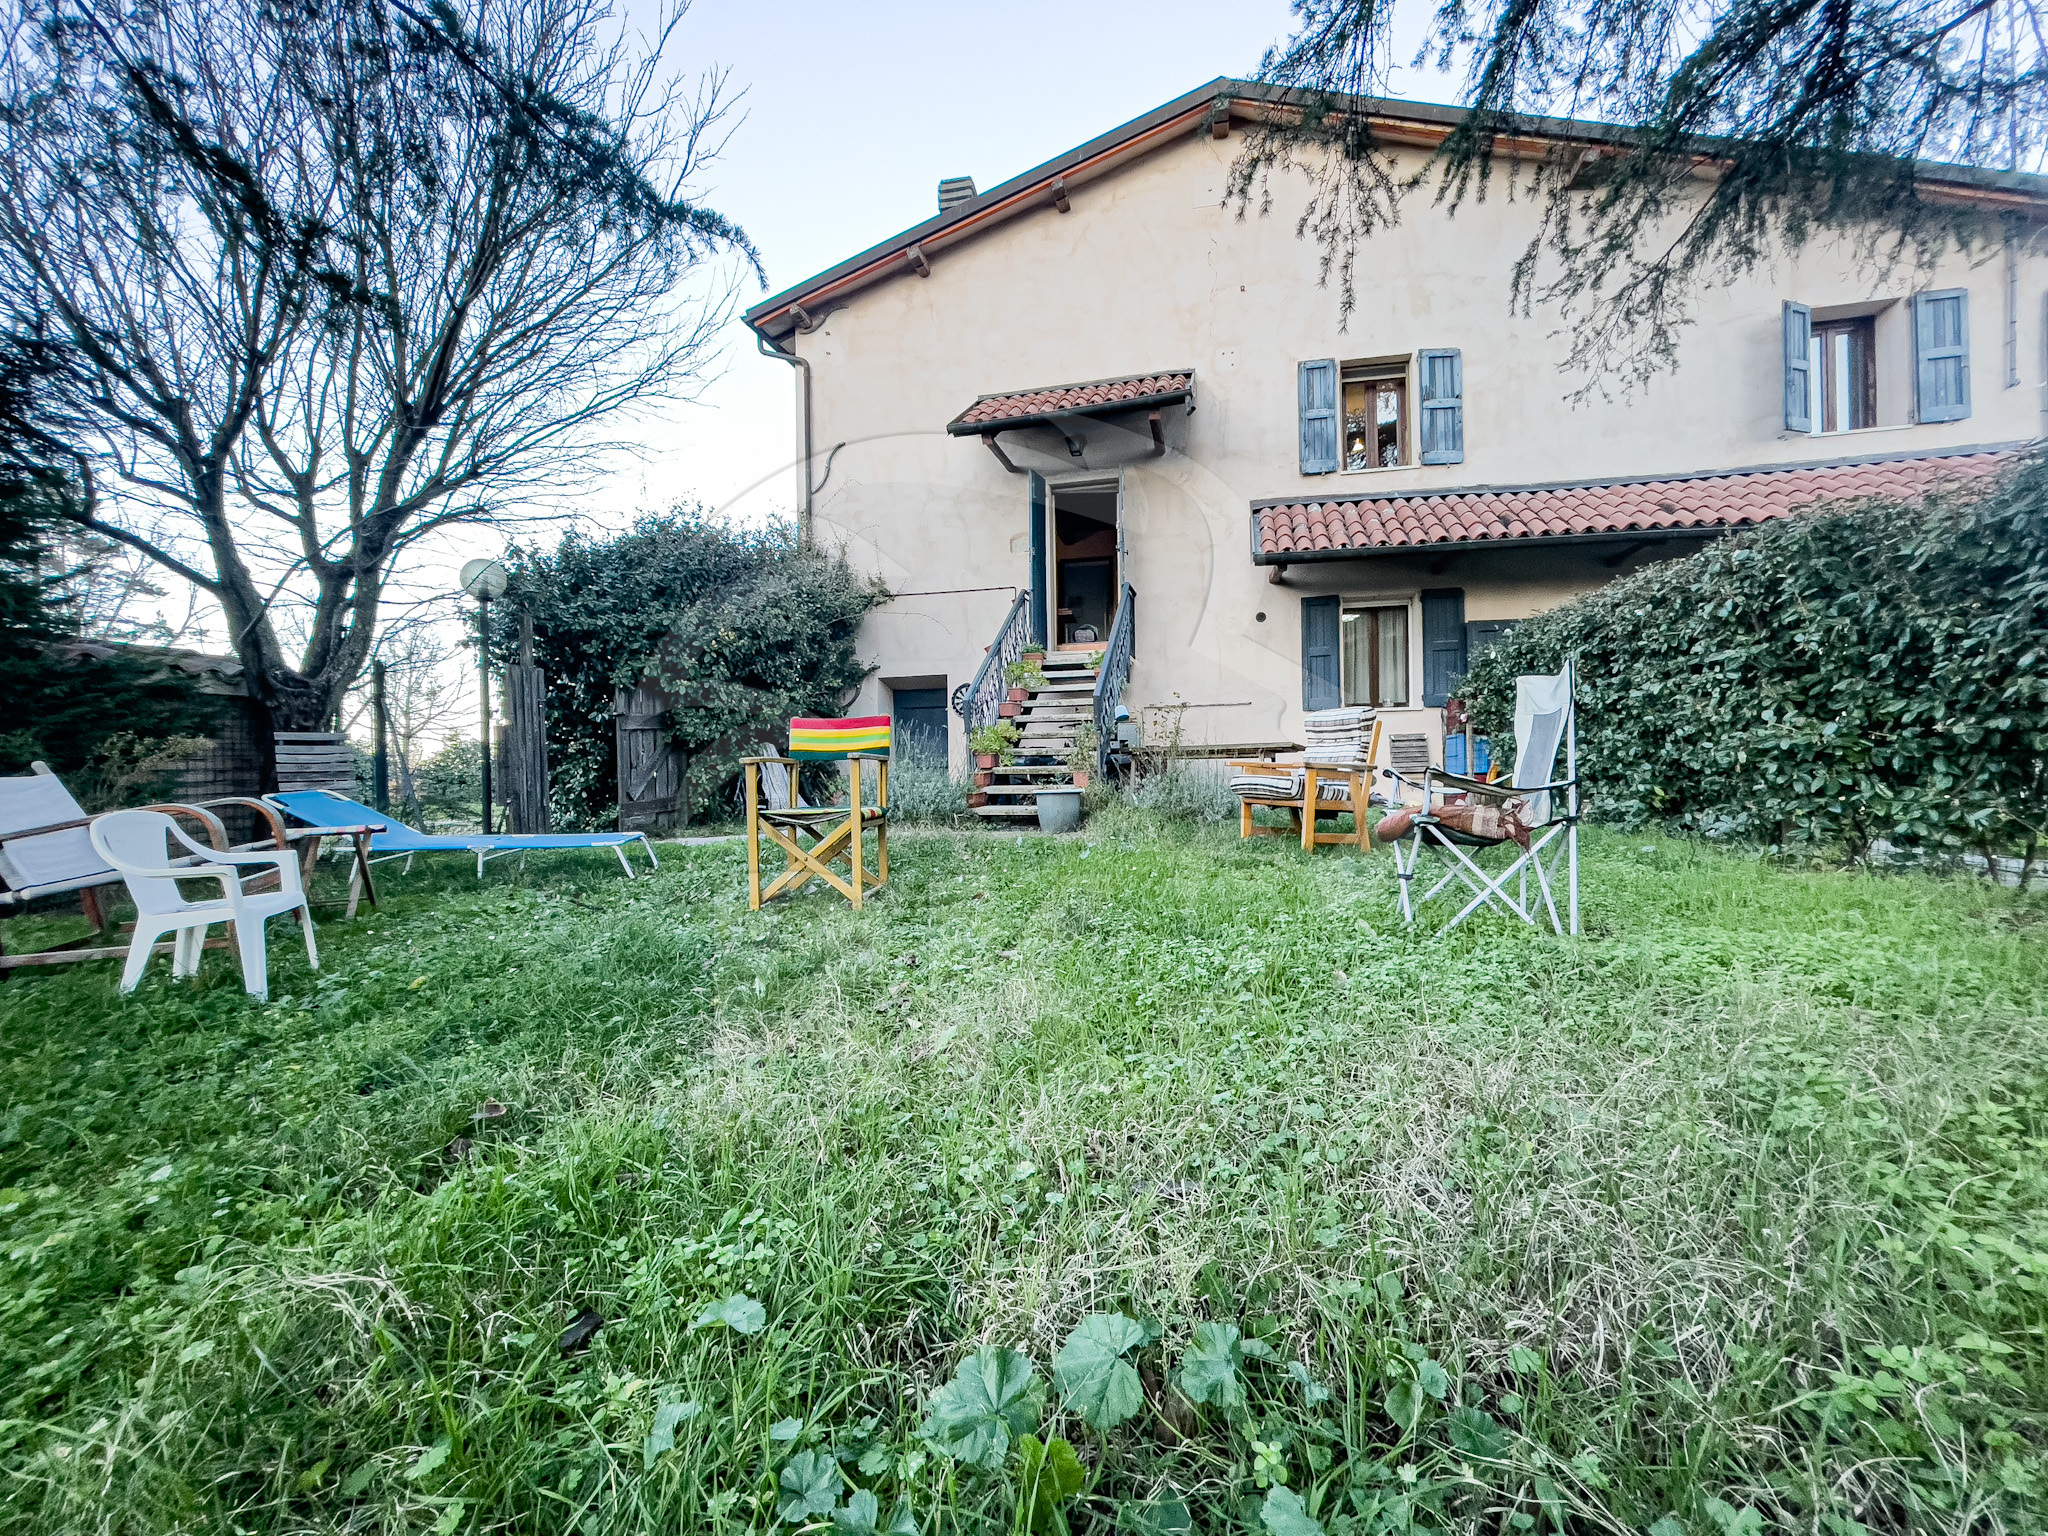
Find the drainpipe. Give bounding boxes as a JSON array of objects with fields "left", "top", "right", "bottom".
[{"left": 756, "top": 327, "right": 815, "bottom": 546}]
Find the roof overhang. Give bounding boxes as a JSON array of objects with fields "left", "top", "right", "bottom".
[
  {"left": 1250, "top": 444, "right": 2022, "bottom": 565},
  {"left": 1254, "top": 524, "right": 1721, "bottom": 565},
  {"left": 947, "top": 372, "right": 1195, "bottom": 436},
  {"left": 744, "top": 81, "right": 2048, "bottom": 349}
]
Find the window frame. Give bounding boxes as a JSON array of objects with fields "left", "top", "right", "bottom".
[
  {"left": 1340, "top": 359, "right": 1411, "bottom": 472},
  {"left": 1810, "top": 315, "right": 1877, "bottom": 434},
  {"left": 1340, "top": 601, "right": 1412, "bottom": 708}
]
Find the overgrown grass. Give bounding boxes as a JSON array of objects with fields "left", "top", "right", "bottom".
[{"left": 0, "top": 815, "right": 2042, "bottom": 1535}]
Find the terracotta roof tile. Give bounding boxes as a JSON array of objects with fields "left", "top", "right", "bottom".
[
  {"left": 952, "top": 371, "right": 1193, "bottom": 430},
  {"left": 1252, "top": 451, "right": 2010, "bottom": 558}
]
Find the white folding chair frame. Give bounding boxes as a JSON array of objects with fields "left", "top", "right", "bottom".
[{"left": 1385, "top": 659, "right": 1582, "bottom": 938}]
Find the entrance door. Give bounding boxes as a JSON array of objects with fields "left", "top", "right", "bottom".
[
  {"left": 1051, "top": 479, "right": 1120, "bottom": 646},
  {"left": 891, "top": 687, "right": 948, "bottom": 762}
]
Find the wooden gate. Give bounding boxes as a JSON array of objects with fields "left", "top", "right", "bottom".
[
  {"left": 613, "top": 684, "right": 682, "bottom": 833},
  {"left": 501, "top": 662, "right": 551, "bottom": 833}
]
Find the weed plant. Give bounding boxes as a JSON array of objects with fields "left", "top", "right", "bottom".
[{"left": 0, "top": 816, "right": 2041, "bottom": 1534}]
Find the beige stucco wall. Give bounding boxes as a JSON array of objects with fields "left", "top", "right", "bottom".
[{"left": 776, "top": 122, "right": 2046, "bottom": 768}]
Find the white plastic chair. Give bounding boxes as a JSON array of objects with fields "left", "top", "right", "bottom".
[{"left": 89, "top": 809, "right": 317, "bottom": 1001}]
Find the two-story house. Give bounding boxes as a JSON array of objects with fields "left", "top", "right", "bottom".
[{"left": 741, "top": 78, "right": 2043, "bottom": 810}]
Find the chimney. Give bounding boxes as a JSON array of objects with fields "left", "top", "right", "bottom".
[{"left": 937, "top": 176, "right": 977, "bottom": 213}]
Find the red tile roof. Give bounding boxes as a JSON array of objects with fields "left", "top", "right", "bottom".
[
  {"left": 950, "top": 371, "right": 1193, "bottom": 432},
  {"left": 1251, "top": 450, "right": 2013, "bottom": 559}
]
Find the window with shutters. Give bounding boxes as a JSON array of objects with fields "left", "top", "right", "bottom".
[
  {"left": 1340, "top": 605, "right": 1409, "bottom": 706},
  {"left": 1783, "top": 296, "right": 1951, "bottom": 433}
]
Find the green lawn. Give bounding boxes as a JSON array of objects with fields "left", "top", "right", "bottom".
[{"left": 0, "top": 815, "right": 2042, "bottom": 1536}]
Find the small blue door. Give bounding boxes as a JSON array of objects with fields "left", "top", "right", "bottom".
[{"left": 892, "top": 687, "right": 948, "bottom": 763}]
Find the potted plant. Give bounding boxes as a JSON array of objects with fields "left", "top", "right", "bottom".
[
  {"left": 1004, "top": 656, "right": 1047, "bottom": 701},
  {"left": 1067, "top": 723, "right": 1099, "bottom": 790},
  {"left": 970, "top": 720, "right": 1020, "bottom": 770}
]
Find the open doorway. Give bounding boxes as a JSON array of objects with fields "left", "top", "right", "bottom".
[{"left": 1051, "top": 481, "right": 1118, "bottom": 647}]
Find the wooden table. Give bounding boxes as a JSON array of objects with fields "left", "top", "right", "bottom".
[{"left": 1134, "top": 740, "right": 1302, "bottom": 764}]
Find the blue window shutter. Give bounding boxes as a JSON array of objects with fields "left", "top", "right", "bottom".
[
  {"left": 1301, "top": 594, "right": 1340, "bottom": 710},
  {"left": 1782, "top": 302, "right": 1812, "bottom": 432},
  {"left": 1420, "top": 588, "right": 1466, "bottom": 707},
  {"left": 1418, "top": 349, "right": 1465, "bottom": 464},
  {"left": 1913, "top": 289, "right": 1970, "bottom": 422},
  {"left": 1465, "top": 618, "right": 1518, "bottom": 662},
  {"left": 1298, "top": 359, "right": 1338, "bottom": 474}
]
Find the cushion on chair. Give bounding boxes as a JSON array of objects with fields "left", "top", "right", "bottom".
[{"left": 789, "top": 717, "right": 891, "bottom": 760}]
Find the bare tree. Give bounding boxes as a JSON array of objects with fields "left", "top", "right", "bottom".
[
  {"left": 1230, "top": 0, "right": 2048, "bottom": 389},
  {"left": 0, "top": 0, "right": 758, "bottom": 726}
]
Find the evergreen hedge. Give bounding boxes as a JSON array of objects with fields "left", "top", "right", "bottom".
[
  {"left": 506, "top": 512, "right": 883, "bottom": 827},
  {"left": 1460, "top": 456, "right": 2048, "bottom": 859}
]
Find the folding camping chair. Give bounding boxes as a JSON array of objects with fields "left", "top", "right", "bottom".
[
  {"left": 742, "top": 716, "right": 890, "bottom": 910},
  {"left": 1382, "top": 661, "right": 1581, "bottom": 936}
]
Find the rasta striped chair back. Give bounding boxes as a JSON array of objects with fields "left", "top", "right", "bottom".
[
  {"left": 789, "top": 715, "right": 891, "bottom": 760},
  {"left": 743, "top": 715, "right": 893, "bottom": 910}
]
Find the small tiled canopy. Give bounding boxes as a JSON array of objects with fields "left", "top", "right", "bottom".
[
  {"left": 1251, "top": 450, "right": 2012, "bottom": 560},
  {"left": 948, "top": 371, "right": 1194, "bottom": 434}
]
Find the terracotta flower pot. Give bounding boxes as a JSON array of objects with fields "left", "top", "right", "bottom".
[
  {"left": 998, "top": 701, "right": 1021, "bottom": 718},
  {"left": 975, "top": 753, "right": 997, "bottom": 770},
  {"left": 974, "top": 771, "right": 993, "bottom": 787},
  {"left": 1071, "top": 770, "right": 1091, "bottom": 789},
  {"left": 1008, "top": 687, "right": 1029, "bottom": 703}
]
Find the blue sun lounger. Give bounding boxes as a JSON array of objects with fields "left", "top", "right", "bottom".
[{"left": 268, "top": 791, "right": 658, "bottom": 880}]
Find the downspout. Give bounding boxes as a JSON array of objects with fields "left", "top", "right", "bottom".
[{"left": 756, "top": 328, "right": 815, "bottom": 546}]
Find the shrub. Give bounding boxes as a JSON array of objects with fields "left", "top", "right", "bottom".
[
  {"left": 1125, "top": 761, "right": 1236, "bottom": 824},
  {"left": 885, "top": 755, "right": 969, "bottom": 826},
  {"left": 1461, "top": 456, "right": 2048, "bottom": 857},
  {"left": 506, "top": 511, "right": 884, "bottom": 828}
]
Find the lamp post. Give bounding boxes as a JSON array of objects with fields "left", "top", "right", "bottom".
[{"left": 460, "top": 557, "right": 509, "bottom": 834}]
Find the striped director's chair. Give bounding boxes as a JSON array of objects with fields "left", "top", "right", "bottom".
[{"left": 742, "top": 716, "right": 891, "bottom": 910}]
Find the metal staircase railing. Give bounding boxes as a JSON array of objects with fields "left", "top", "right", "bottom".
[
  {"left": 954, "top": 589, "right": 1031, "bottom": 733},
  {"left": 1092, "top": 583, "right": 1135, "bottom": 777}
]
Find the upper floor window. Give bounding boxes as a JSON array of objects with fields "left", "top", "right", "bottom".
[
  {"left": 1783, "top": 291, "right": 1969, "bottom": 434},
  {"left": 1344, "top": 365, "right": 1407, "bottom": 470},
  {"left": 1299, "top": 351, "right": 1464, "bottom": 474}
]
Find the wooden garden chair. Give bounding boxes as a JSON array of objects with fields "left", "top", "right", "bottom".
[
  {"left": 743, "top": 716, "right": 891, "bottom": 910},
  {"left": 0, "top": 763, "right": 249, "bottom": 974},
  {"left": 1229, "top": 718, "right": 1383, "bottom": 853}
]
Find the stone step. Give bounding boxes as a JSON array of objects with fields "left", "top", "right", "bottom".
[
  {"left": 980, "top": 783, "right": 1072, "bottom": 798},
  {"left": 972, "top": 803, "right": 1043, "bottom": 819},
  {"left": 981, "top": 763, "right": 1074, "bottom": 777}
]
